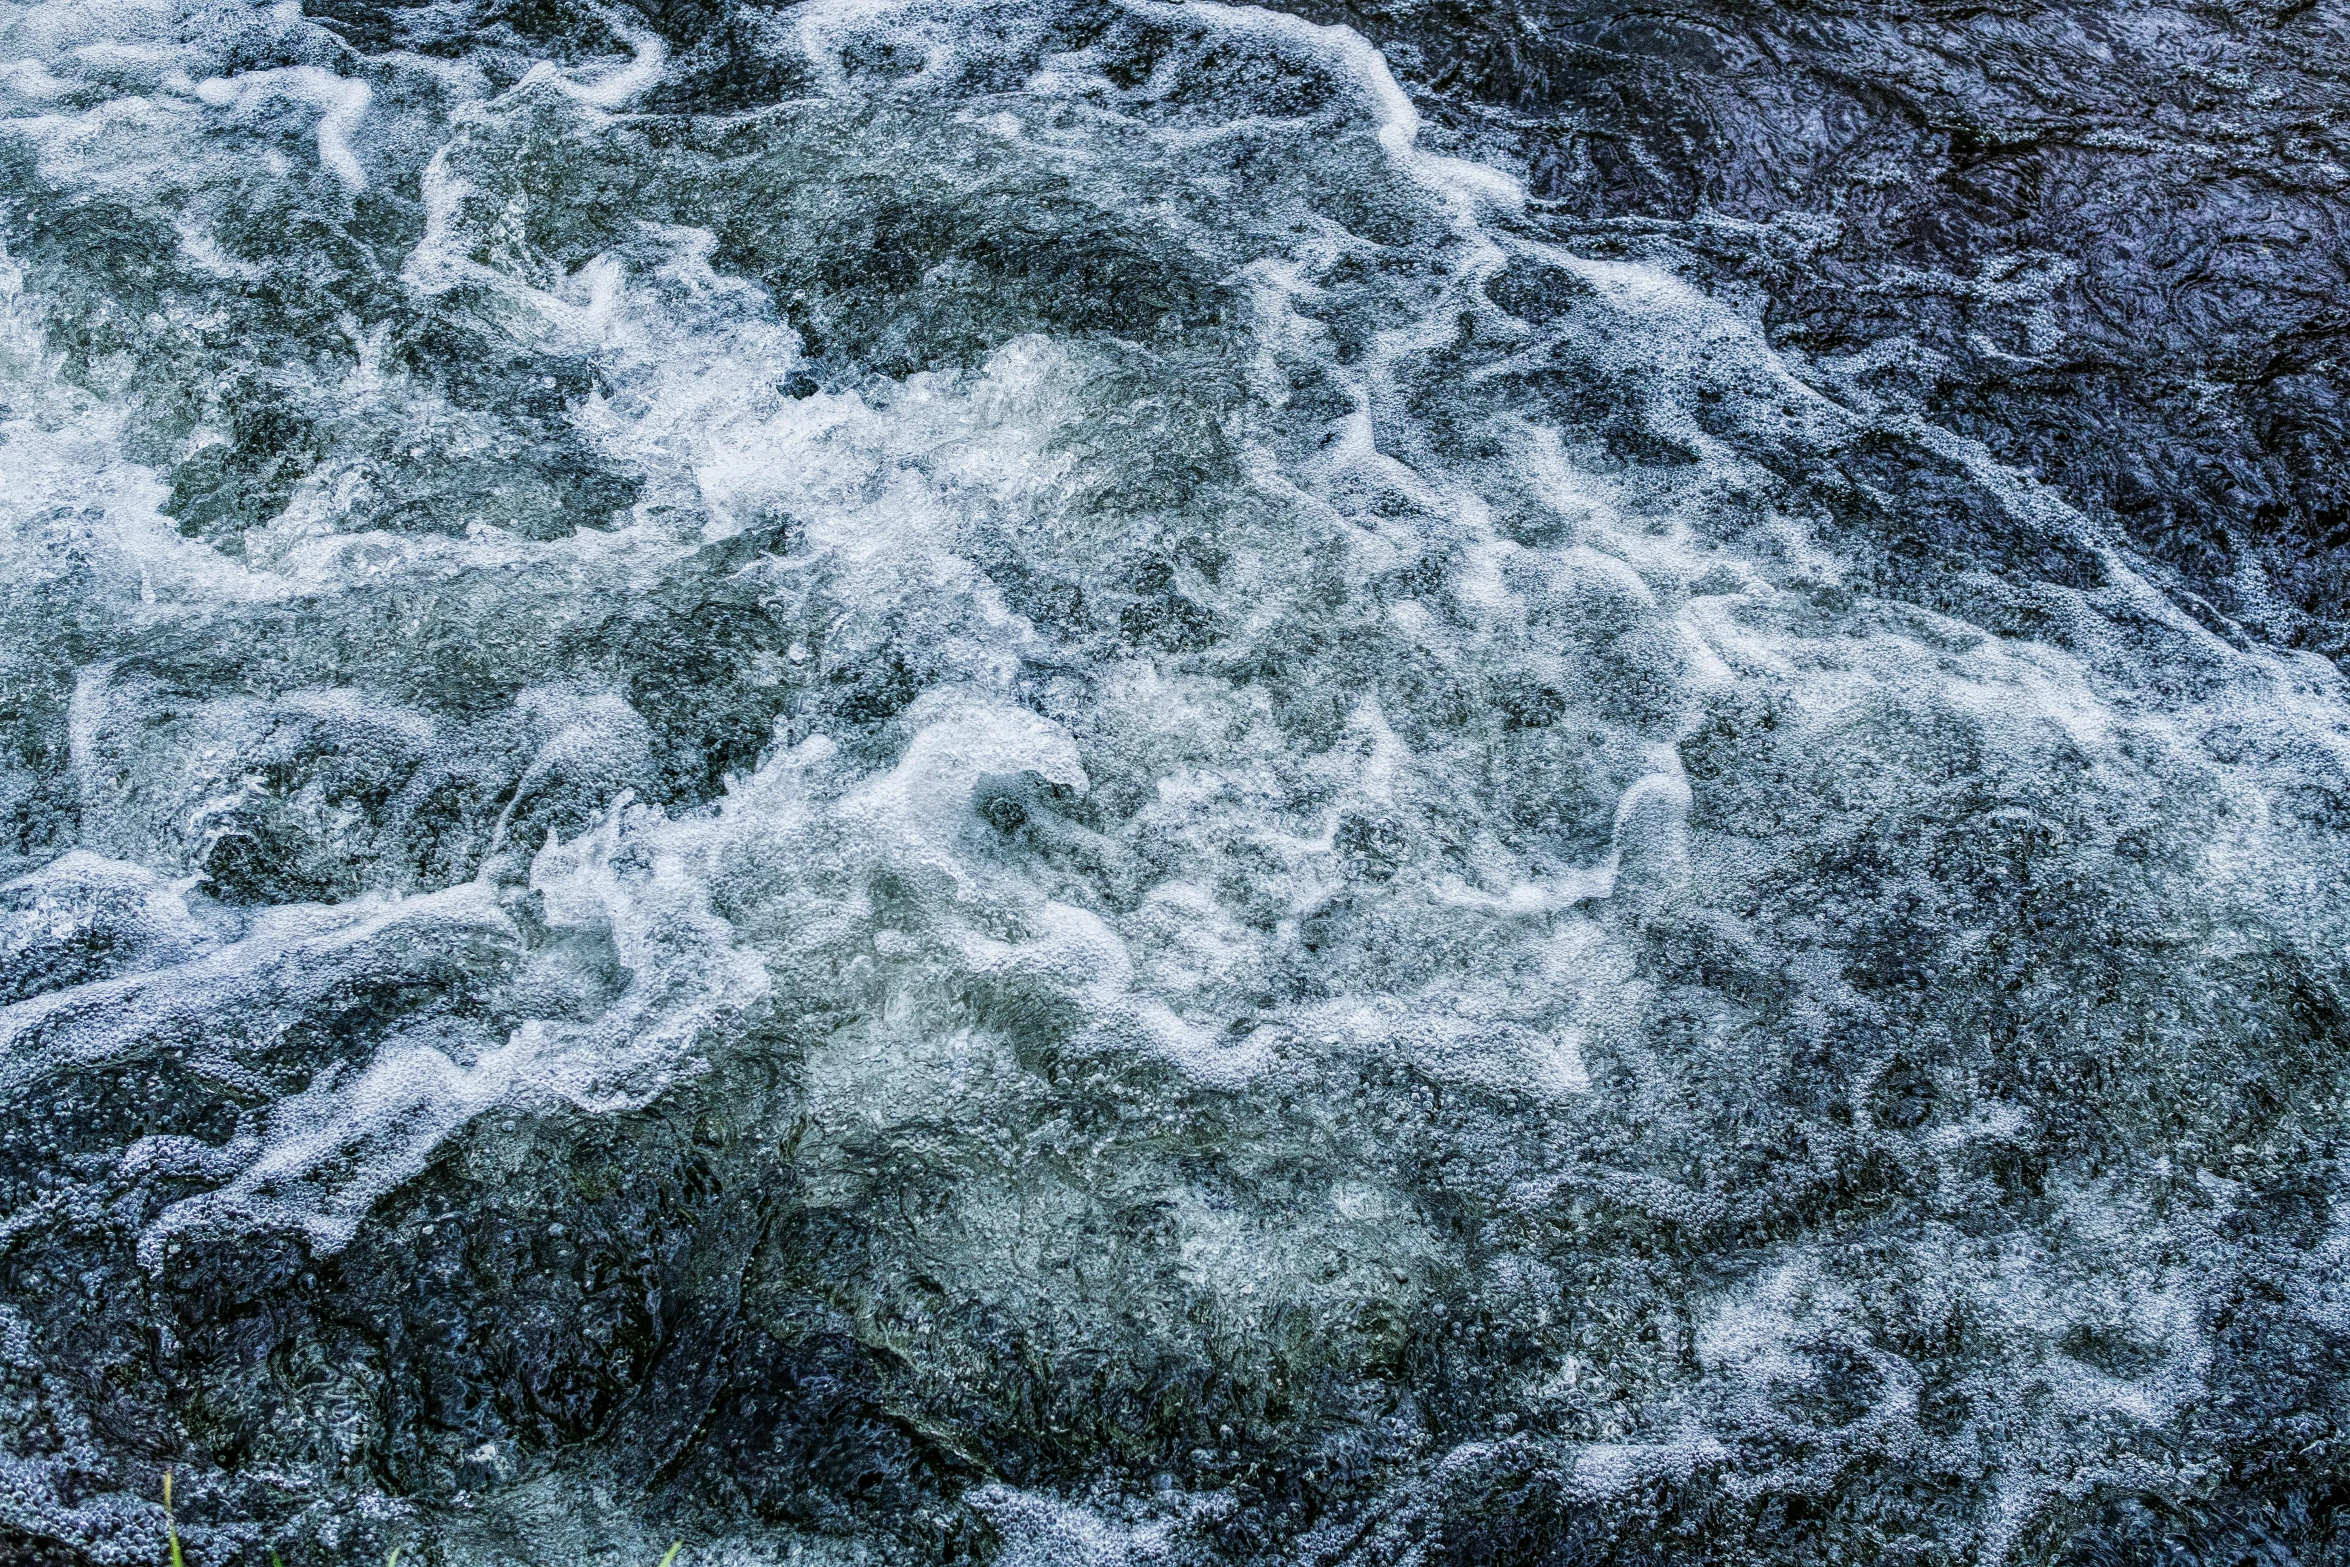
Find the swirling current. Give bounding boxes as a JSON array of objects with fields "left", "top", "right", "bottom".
[{"left": 2, "top": 0, "right": 2348, "bottom": 1563}]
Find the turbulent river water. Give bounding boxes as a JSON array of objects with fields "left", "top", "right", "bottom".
[{"left": 2, "top": 0, "right": 2348, "bottom": 1563}]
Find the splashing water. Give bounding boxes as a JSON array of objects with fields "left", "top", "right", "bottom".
[{"left": 2, "top": 0, "right": 2348, "bottom": 1562}]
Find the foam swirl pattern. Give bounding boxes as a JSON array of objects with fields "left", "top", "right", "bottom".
[{"left": 1, "top": 1, "right": 2347, "bottom": 1563}]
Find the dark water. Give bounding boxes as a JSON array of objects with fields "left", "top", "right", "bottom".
[{"left": 1, "top": 1, "right": 2347, "bottom": 1563}]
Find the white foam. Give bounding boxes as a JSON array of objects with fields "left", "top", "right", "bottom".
[
  {"left": 553, "top": 27, "right": 665, "bottom": 109},
  {"left": 141, "top": 804, "right": 768, "bottom": 1255},
  {"left": 970, "top": 1484, "right": 1217, "bottom": 1567},
  {"left": 0, "top": 880, "right": 516, "bottom": 1103},
  {"left": 194, "top": 65, "right": 372, "bottom": 190}
]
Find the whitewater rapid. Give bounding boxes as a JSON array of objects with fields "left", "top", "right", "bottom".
[{"left": 2, "top": 0, "right": 2348, "bottom": 1562}]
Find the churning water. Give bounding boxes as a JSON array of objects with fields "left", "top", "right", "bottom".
[{"left": 2, "top": 0, "right": 2348, "bottom": 1563}]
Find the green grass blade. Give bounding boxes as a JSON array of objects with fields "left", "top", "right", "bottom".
[{"left": 657, "top": 1544, "right": 684, "bottom": 1567}]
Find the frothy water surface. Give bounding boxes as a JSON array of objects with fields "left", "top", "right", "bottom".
[{"left": 3, "top": 1, "right": 2348, "bottom": 1563}]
